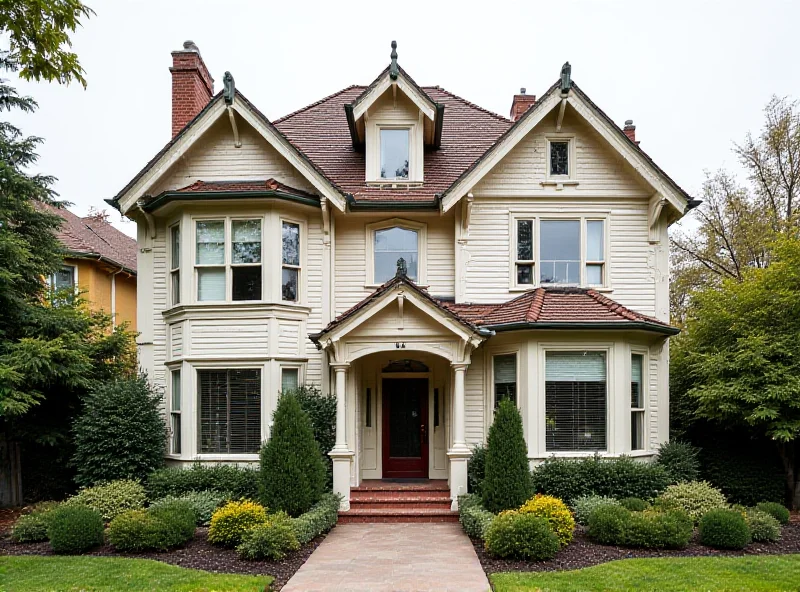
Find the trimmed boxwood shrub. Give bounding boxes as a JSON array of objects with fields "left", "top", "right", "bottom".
[
  {"left": 756, "top": 502, "right": 790, "bottom": 525},
  {"left": 208, "top": 500, "right": 269, "bottom": 548},
  {"left": 482, "top": 400, "right": 532, "bottom": 513},
  {"left": 64, "top": 479, "right": 146, "bottom": 522},
  {"left": 458, "top": 494, "right": 495, "bottom": 539},
  {"left": 619, "top": 497, "right": 649, "bottom": 512},
  {"left": 745, "top": 509, "right": 781, "bottom": 543},
  {"left": 468, "top": 444, "right": 486, "bottom": 496},
  {"left": 699, "top": 508, "right": 751, "bottom": 549},
  {"left": 484, "top": 511, "right": 560, "bottom": 560},
  {"left": 518, "top": 494, "right": 575, "bottom": 547},
  {"left": 237, "top": 513, "right": 300, "bottom": 560},
  {"left": 655, "top": 441, "right": 700, "bottom": 483},
  {"left": 108, "top": 500, "right": 196, "bottom": 552},
  {"left": 260, "top": 393, "right": 326, "bottom": 517},
  {"left": 624, "top": 510, "right": 693, "bottom": 549},
  {"left": 146, "top": 464, "right": 259, "bottom": 500},
  {"left": 656, "top": 481, "right": 728, "bottom": 523},
  {"left": 150, "top": 490, "right": 230, "bottom": 526},
  {"left": 72, "top": 376, "right": 166, "bottom": 487},
  {"left": 291, "top": 493, "right": 340, "bottom": 545},
  {"left": 572, "top": 495, "right": 620, "bottom": 526},
  {"left": 531, "top": 456, "right": 669, "bottom": 504},
  {"left": 47, "top": 505, "right": 104, "bottom": 554},
  {"left": 587, "top": 504, "right": 631, "bottom": 545},
  {"left": 148, "top": 500, "right": 196, "bottom": 541}
]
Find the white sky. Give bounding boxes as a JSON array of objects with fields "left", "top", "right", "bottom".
[{"left": 7, "top": 0, "right": 800, "bottom": 238}]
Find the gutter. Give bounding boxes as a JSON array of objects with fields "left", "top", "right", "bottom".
[
  {"left": 346, "top": 194, "right": 440, "bottom": 212},
  {"left": 686, "top": 199, "right": 703, "bottom": 210},
  {"left": 67, "top": 252, "right": 136, "bottom": 277},
  {"left": 142, "top": 189, "right": 321, "bottom": 213},
  {"left": 484, "top": 320, "right": 680, "bottom": 336}
]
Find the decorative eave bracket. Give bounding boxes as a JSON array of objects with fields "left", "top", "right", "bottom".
[
  {"left": 648, "top": 193, "right": 668, "bottom": 244},
  {"left": 460, "top": 192, "right": 474, "bottom": 238},
  {"left": 223, "top": 72, "right": 242, "bottom": 148}
]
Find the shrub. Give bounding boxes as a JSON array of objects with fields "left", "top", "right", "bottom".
[
  {"left": 624, "top": 510, "right": 693, "bottom": 549},
  {"left": 64, "top": 479, "right": 146, "bottom": 522},
  {"left": 699, "top": 508, "right": 751, "bottom": 549},
  {"left": 260, "top": 393, "right": 326, "bottom": 517},
  {"left": 145, "top": 464, "right": 259, "bottom": 500},
  {"left": 72, "top": 376, "right": 166, "bottom": 487},
  {"left": 208, "top": 500, "right": 269, "bottom": 547},
  {"left": 485, "top": 511, "right": 560, "bottom": 560},
  {"left": 756, "top": 501, "right": 790, "bottom": 525},
  {"left": 745, "top": 509, "right": 781, "bottom": 543},
  {"left": 468, "top": 444, "right": 486, "bottom": 496},
  {"left": 655, "top": 441, "right": 700, "bottom": 483},
  {"left": 147, "top": 499, "right": 196, "bottom": 541},
  {"left": 108, "top": 499, "right": 196, "bottom": 553},
  {"left": 531, "top": 456, "right": 669, "bottom": 504},
  {"left": 237, "top": 514, "right": 300, "bottom": 561},
  {"left": 572, "top": 495, "right": 621, "bottom": 526},
  {"left": 619, "top": 497, "right": 649, "bottom": 512},
  {"left": 518, "top": 494, "right": 575, "bottom": 547},
  {"left": 293, "top": 385, "right": 337, "bottom": 485},
  {"left": 291, "top": 493, "right": 341, "bottom": 545},
  {"left": 150, "top": 490, "right": 230, "bottom": 526},
  {"left": 482, "top": 400, "right": 532, "bottom": 513},
  {"left": 11, "top": 502, "right": 60, "bottom": 543},
  {"left": 656, "top": 481, "right": 728, "bottom": 523},
  {"left": 587, "top": 505, "right": 631, "bottom": 545},
  {"left": 47, "top": 505, "right": 104, "bottom": 554},
  {"left": 458, "top": 494, "right": 495, "bottom": 539}
]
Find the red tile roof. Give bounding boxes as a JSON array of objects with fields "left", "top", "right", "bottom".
[
  {"left": 43, "top": 203, "right": 137, "bottom": 273},
  {"left": 174, "top": 178, "right": 319, "bottom": 200}
]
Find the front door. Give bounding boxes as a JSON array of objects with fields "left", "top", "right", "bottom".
[{"left": 382, "top": 378, "right": 428, "bottom": 479}]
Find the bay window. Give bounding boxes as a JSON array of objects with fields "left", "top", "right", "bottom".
[
  {"left": 198, "top": 368, "right": 261, "bottom": 454},
  {"left": 631, "top": 354, "right": 645, "bottom": 451},
  {"left": 195, "top": 218, "right": 264, "bottom": 302},
  {"left": 170, "top": 369, "right": 181, "bottom": 454},
  {"left": 281, "top": 221, "right": 300, "bottom": 302},
  {"left": 281, "top": 367, "right": 299, "bottom": 393},
  {"left": 493, "top": 354, "right": 517, "bottom": 407},
  {"left": 196, "top": 220, "right": 226, "bottom": 301},
  {"left": 231, "top": 220, "right": 262, "bottom": 301},
  {"left": 170, "top": 224, "right": 180, "bottom": 305}
]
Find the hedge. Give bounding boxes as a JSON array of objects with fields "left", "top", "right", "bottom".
[
  {"left": 145, "top": 464, "right": 259, "bottom": 500},
  {"left": 291, "top": 493, "right": 340, "bottom": 545},
  {"left": 458, "top": 494, "right": 495, "bottom": 539}
]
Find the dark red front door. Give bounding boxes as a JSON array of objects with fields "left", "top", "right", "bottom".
[{"left": 382, "top": 378, "right": 428, "bottom": 479}]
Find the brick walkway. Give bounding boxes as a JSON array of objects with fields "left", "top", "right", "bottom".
[{"left": 282, "top": 523, "right": 490, "bottom": 592}]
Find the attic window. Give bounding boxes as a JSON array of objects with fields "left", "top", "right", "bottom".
[
  {"left": 380, "top": 129, "right": 410, "bottom": 180},
  {"left": 549, "top": 141, "right": 570, "bottom": 176}
]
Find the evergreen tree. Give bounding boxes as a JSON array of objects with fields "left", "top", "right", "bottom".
[
  {"left": 482, "top": 399, "right": 532, "bottom": 513},
  {"left": 260, "top": 393, "right": 326, "bottom": 517}
]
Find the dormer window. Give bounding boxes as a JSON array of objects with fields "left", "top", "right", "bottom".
[{"left": 380, "top": 128, "right": 410, "bottom": 180}]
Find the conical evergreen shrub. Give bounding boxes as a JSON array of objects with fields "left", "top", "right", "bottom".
[
  {"left": 482, "top": 399, "right": 533, "bottom": 513},
  {"left": 260, "top": 393, "right": 326, "bottom": 517}
]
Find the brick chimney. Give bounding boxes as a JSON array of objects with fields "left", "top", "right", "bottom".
[
  {"left": 623, "top": 119, "right": 638, "bottom": 144},
  {"left": 510, "top": 88, "right": 536, "bottom": 122},
  {"left": 170, "top": 41, "right": 214, "bottom": 138}
]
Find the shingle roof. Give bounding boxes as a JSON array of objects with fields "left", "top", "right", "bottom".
[
  {"left": 44, "top": 204, "right": 137, "bottom": 273},
  {"left": 175, "top": 178, "right": 319, "bottom": 200}
]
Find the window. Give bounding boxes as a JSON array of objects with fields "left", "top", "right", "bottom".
[
  {"left": 545, "top": 351, "right": 607, "bottom": 452},
  {"left": 549, "top": 140, "right": 570, "bottom": 177},
  {"left": 49, "top": 265, "right": 76, "bottom": 303},
  {"left": 493, "top": 354, "right": 517, "bottom": 407},
  {"left": 281, "top": 222, "right": 300, "bottom": 302},
  {"left": 198, "top": 369, "right": 261, "bottom": 454},
  {"left": 631, "top": 354, "right": 645, "bottom": 451},
  {"left": 170, "top": 225, "right": 180, "bottom": 305},
  {"left": 374, "top": 226, "right": 418, "bottom": 283},
  {"left": 516, "top": 219, "right": 534, "bottom": 285},
  {"left": 380, "top": 128, "right": 410, "bottom": 180},
  {"left": 232, "top": 220, "right": 262, "bottom": 301},
  {"left": 196, "top": 220, "right": 225, "bottom": 301},
  {"left": 540, "top": 220, "right": 580, "bottom": 284},
  {"left": 195, "top": 218, "right": 264, "bottom": 302},
  {"left": 170, "top": 370, "right": 181, "bottom": 454},
  {"left": 586, "top": 220, "right": 605, "bottom": 285},
  {"left": 281, "top": 367, "right": 299, "bottom": 393}
]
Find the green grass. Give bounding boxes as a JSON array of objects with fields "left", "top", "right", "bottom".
[
  {"left": 0, "top": 556, "right": 272, "bottom": 592},
  {"left": 491, "top": 554, "right": 800, "bottom": 592}
]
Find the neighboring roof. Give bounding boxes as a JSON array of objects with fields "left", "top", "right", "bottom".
[
  {"left": 275, "top": 86, "right": 511, "bottom": 203},
  {"left": 44, "top": 203, "right": 137, "bottom": 273}
]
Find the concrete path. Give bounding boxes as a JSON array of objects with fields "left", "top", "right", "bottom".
[{"left": 282, "top": 523, "right": 491, "bottom": 592}]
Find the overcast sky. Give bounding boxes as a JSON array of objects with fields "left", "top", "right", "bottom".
[{"left": 7, "top": 0, "right": 800, "bottom": 238}]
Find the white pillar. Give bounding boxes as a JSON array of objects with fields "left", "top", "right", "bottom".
[
  {"left": 447, "top": 363, "right": 470, "bottom": 510},
  {"left": 329, "top": 363, "right": 353, "bottom": 510}
]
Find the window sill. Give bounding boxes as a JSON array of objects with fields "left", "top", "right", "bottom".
[
  {"left": 540, "top": 179, "right": 579, "bottom": 190},
  {"left": 163, "top": 301, "right": 311, "bottom": 319},
  {"left": 194, "top": 454, "right": 260, "bottom": 462},
  {"left": 366, "top": 181, "right": 424, "bottom": 189},
  {"left": 530, "top": 450, "right": 656, "bottom": 460},
  {"left": 509, "top": 285, "right": 612, "bottom": 293}
]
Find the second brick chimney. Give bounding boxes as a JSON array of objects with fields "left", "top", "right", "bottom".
[
  {"left": 623, "top": 120, "right": 638, "bottom": 144},
  {"left": 170, "top": 41, "right": 214, "bottom": 138},
  {"left": 510, "top": 88, "right": 536, "bottom": 122}
]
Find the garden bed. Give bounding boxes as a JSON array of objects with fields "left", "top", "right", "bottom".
[
  {"left": 0, "top": 526, "right": 327, "bottom": 591},
  {"left": 472, "top": 522, "right": 800, "bottom": 576}
]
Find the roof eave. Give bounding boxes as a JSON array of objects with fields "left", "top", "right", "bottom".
[
  {"left": 65, "top": 251, "right": 137, "bottom": 276},
  {"left": 346, "top": 194, "right": 439, "bottom": 211},
  {"left": 143, "top": 189, "right": 321, "bottom": 213},
  {"left": 485, "top": 320, "right": 680, "bottom": 336}
]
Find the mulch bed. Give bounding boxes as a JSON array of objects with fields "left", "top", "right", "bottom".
[
  {"left": 0, "top": 526, "right": 325, "bottom": 591},
  {"left": 473, "top": 522, "right": 800, "bottom": 576}
]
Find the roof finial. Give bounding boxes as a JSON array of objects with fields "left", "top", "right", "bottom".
[
  {"left": 560, "top": 62, "right": 572, "bottom": 92},
  {"left": 395, "top": 256, "right": 407, "bottom": 278},
  {"left": 223, "top": 71, "right": 235, "bottom": 105},
  {"left": 389, "top": 40, "right": 399, "bottom": 80}
]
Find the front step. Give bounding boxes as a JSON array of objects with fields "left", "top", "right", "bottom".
[
  {"left": 339, "top": 507, "right": 458, "bottom": 523},
  {"left": 339, "top": 480, "right": 458, "bottom": 523}
]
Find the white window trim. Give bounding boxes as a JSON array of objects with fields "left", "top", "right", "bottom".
[
  {"left": 543, "top": 134, "right": 579, "bottom": 187},
  {"left": 168, "top": 368, "right": 182, "bottom": 457},
  {"left": 279, "top": 217, "right": 305, "bottom": 304},
  {"left": 509, "top": 212, "right": 610, "bottom": 291},
  {"left": 630, "top": 347, "right": 649, "bottom": 453},
  {"left": 279, "top": 363, "right": 304, "bottom": 394},
  {"left": 365, "top": 218, "right": 428, "bottom": 288}
]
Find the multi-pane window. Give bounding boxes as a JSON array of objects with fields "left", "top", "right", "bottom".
[
  {"left": 516, "top": 219, "right": 534, "bottom": 285},
  {"left": 631, "top": 354, "right": 645, "bottom": 451},
  {"left": 374, "top": 227, "right": 418, "bottom": 283},
  {"left": 281, "top": 368, "right": 299, "bottom": 393},
  {"left": 545, "top": 351, "right": 607, "bottom": 451},
  {"left": 493, "top": 354, "right": 517, "bottom": 407},
  {"left": 198, "top": 369, "right": 261, "bottom": 454},
  {"left": 49, "top": 265, "right": 76, "bottom": 303},
  {"left": 540, "top": 220, "right": 581, "bottom": 284},
  {"left": 549, "top": 140, "right": 570, "bottom": 176},
  {"left": 170, "top": 225, "right": 180, "bottom": 305},
  {"left": 586, "top": 220, "right": 605, "bottom": 285},
  {"left": 232, "top": 220, "right": 262, "bottom": 301},
  {"left": 170, "top": 370, "right": 181, "bottom": 454},
  {"left": 281, "top": 222, "right": 300, "bottom": 302},
  {"left": 380, "top": 128, "right": 410, "bottom": 180},
  {"left": 196, "top": 220, "right": 226, "bottom": 301}
]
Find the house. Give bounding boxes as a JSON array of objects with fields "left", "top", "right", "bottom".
[
  {"left": 108, "top": 41, "right": 695, "bottom": 516},
  {"left": 46, "top": 204, "right": 137, "bottom": 329}
]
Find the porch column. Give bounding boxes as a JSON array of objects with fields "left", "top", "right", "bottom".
[
  {"left": 447, "top": 362, "right": 471, "bottom": 510},
  {"left": 329, "top": 363, "right": 353, "bottom": 511}
]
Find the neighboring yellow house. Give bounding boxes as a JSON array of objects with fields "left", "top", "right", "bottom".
[{"left": 47, "top": 205, "right": 137, "bottom": 330}]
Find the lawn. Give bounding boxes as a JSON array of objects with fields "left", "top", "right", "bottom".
[
  {"left": 0, "top": 556, "right": 272, "bottom": 592},
  {"left": 490, "top": 554, "right": 800, "bottom": 592}
]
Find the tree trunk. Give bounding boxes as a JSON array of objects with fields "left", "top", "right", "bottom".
[
  {"left": 777, "top": 440, "right": 799, "bottom": 510},
  {"left": 0, "top": 431, "right": 23, "bottom": 507}
]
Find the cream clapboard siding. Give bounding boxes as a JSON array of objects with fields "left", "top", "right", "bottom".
[
  {"left": 189, "top": 319, "right": 269, "bottom": 358},
  {"left": 463, "top": 352, "right": 486, "bottom": 447},
  {"left": 648, "top": 352, "right": 660, "bottom": 450},
  {"left": 169, "top": 322, "right": 183, "bottom": 361},
  {"left": 304, "top": 218, "right": 324, "bottom": 385}
]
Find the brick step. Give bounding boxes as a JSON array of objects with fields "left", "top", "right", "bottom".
[
  {"left": 350, "top": 501, "right": 453, "bottom": 510},
  {"left": 339, "top": 507, "right": 459, "bottom": 524},
  {"left": 350, "top": 491, "right": 451, "bottom": 503},
  {"left": 353, "top": 480, "right": 449, "bottom": 493}
]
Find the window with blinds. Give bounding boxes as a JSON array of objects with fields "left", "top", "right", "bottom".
[
  {"left": 545, "top": 351, "right": 607, "bottom": 451},
  {"left": 631, "top": 354, "right": 645, "bottom": 451},
  {"left": 281, "top": 368, "right": 299, "bottom": 393},
  {"left": 493, "top": 354, "right": 517, "bottom": 407},
  {"left": 198, "top": 369, "right": 261, "bottom": 454}
]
